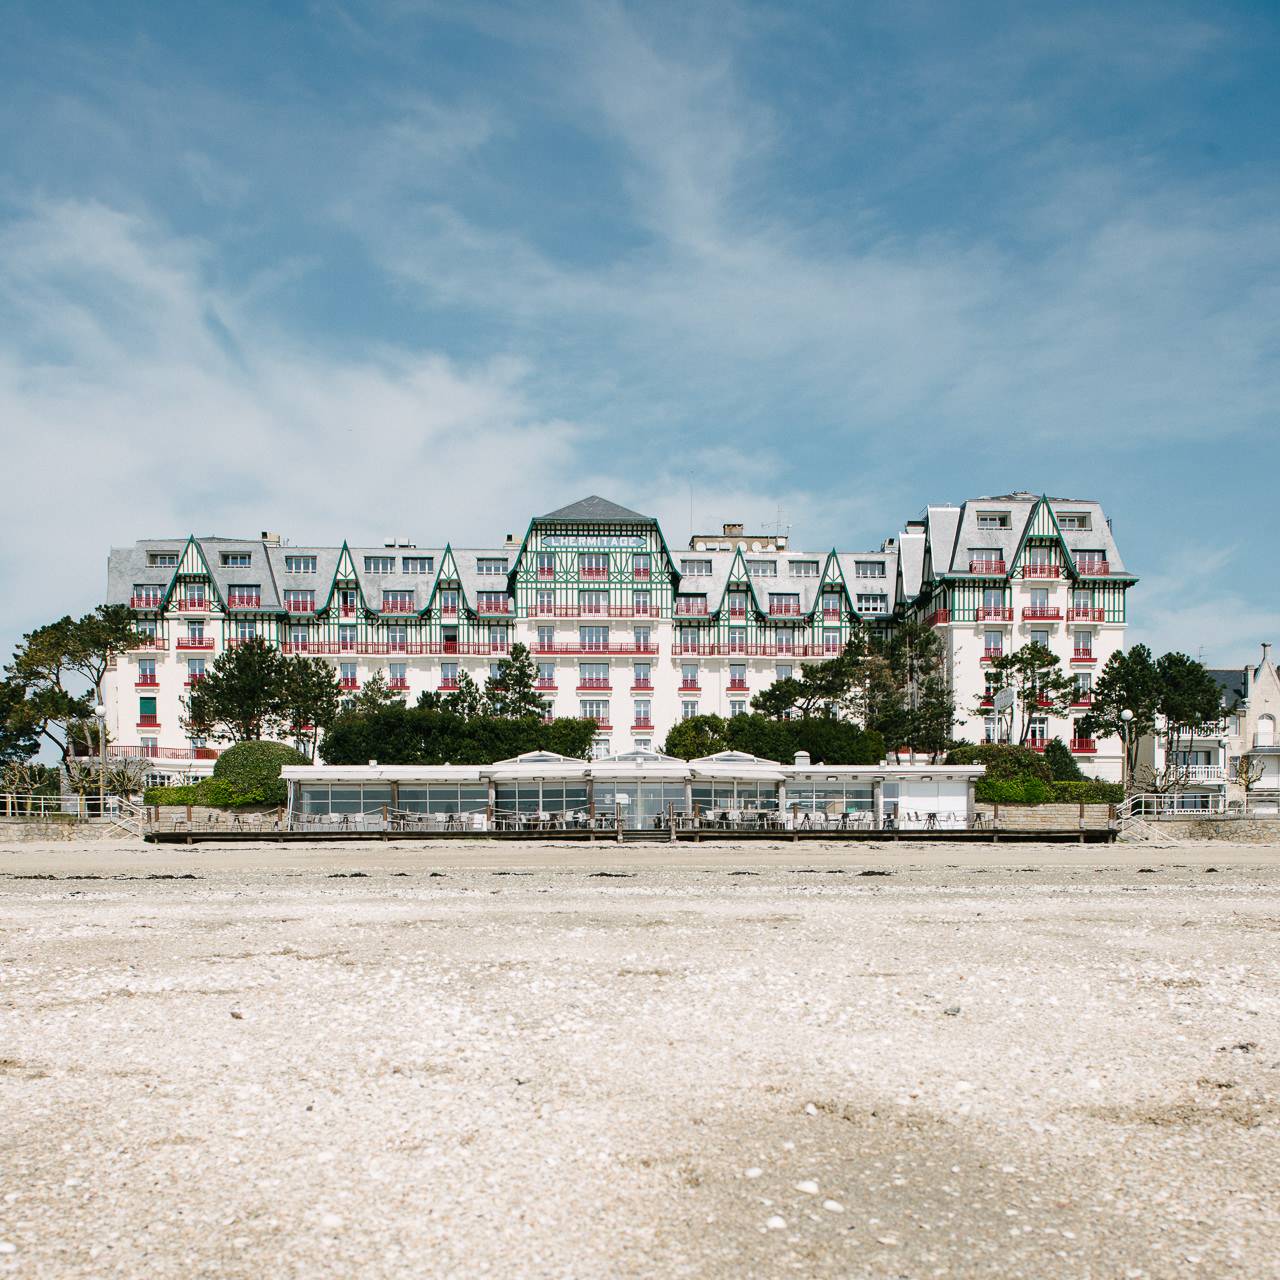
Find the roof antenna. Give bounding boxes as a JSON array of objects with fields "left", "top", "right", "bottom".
[{"left": 688, "top": 480, "right": 694, "bottom": 546}]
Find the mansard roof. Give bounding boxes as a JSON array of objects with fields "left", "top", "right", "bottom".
[
  {"left": 1206, "top": 669, "right": 1248, "bottom": 707},
  {"left": 536, "top": 495, "right": 655, "bottom": 524}
]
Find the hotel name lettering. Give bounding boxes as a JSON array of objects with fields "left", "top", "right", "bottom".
[{"left": 540, "top": 535, "right": 648, "bottom": 549}]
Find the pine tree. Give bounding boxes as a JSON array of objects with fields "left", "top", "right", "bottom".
[{"left": 484, "top": 643, "right": 546, "bottom": 718}]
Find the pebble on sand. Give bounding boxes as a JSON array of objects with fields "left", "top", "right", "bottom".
[
  {"left": 765, "top": 1216, "right": 787, "bottom": 1231},
  {"left": 794, "top": 1180, "right": 820, "bottom": 1195}
]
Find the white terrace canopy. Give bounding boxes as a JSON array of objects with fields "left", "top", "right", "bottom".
[{"left": 282, "top": 750, "right": 983, "bottom": 832}]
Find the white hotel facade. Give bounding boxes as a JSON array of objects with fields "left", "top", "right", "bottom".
[{"left": 102, "top": 492, "right": 1133, "bottom": 781}]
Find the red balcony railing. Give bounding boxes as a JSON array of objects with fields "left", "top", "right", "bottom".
[
  {"left": 924, "top": 608, "right": 950, "bottom": 627},
  {"left": 227, "top": 594, "right": 261, "bottom": 610},
  {"left": 1027, "top": 740, "right": 1047, "bottom": 752},
  {"left": 381, "top": 599, "right": 418, "bottom": 614},
  {"left": 1071, "top": 649, "right": 1096, "bottom": 663},
  {"left": 632, "top": 719, "right": 653, "bottom": 730},
  {"left": 979, "top": 695, "right": 994, "bottom": 707},
  {"left": 137, "top": 714, "right": 159, "bottom": 728},
  {"left": 969, "top": 559, "right": 1007, "bottom": 575},
  {"left": 728, "top": 679, "right": 748, "bottom": 690},
  {"left": 184, "top": 676, "right": 206, "bottom": 687},
  {"left": 175, "top": 599, "right": 209, "bottom": 612},
  {"left": 135, "top": 677, "right": 159, "bottom": 688},
  {"left": 976, "top": 606, "right": 1013, "bottom": 622},
  {"left": 633, "top": 567, "right": 651, "bottom": 579},
  {"left": 339, "top": 678, "right": 359, "bottom": 690},
  {"left": 1071, "top": 693, "right": 1093, "bottom": 707},
  {"left": 284, "top": 599, "right": 316, "bottom": 613},
  {"left": 128, "top": 635, "right": 165, "bottom": 650},
  {"left": 388, "top": 678, "right": 409, "bottom": 691},
  {"left": 130, "top": 595, "right": 163, "bottom": 610},
  {"left": 537, "top": 566, "right": 556, "bottom": 579},
  {"left": 767, "top": 603, "right": 803, "bottom": 616},
  {"left": 679, "top": 680, "right": 701, "bottom": 692},
  {"left": 176, "top": 637, "right": 214, "bottom": 650},
  {"left": 1076, "top": 561, "right": 1110, "bottom": 576},
  {"left": 822, "top": 607, "right": 842, "bottom": 620},
  {"left": 728, "top": 605, "right": 748, "bottom": 618},
  {"left": 576, "top": 679, "right": 612, "bottom": 691},
  {"left": 580, "top": 567, "right": 608, "bottom": 579},
  {"left": 535, "top": 642, "right": 657, "bottom": 656},
  {"left": 439, "top": 604, "right": 459, "bottom": 616},
  {"left": 981, "top": 648, "right": 1003, "bottom": 662},
  {"left": 535, "top": 679, "right": 557, "bottom": 691},
  {"left": 675, "top": 601, "right": 709, "bottom": 616},
  {"left": 280, "top": 640, "right": 508, "bottom": 657},
  {"left": 1070, "top": 738, "right": 1097, "bottom": 754},
  {"left": 475, "top": 601, "right": 511, "bottom": 616},
  {"left": 1022, "top": 564, "right": 1060, "bottom": 578},
  {"left": 631, "top": 680, "right": 653, "bottom": 692},
  {"left": 440, "top": 678, "right": 459, "bottom": 691},
  {"left": 1022, "top": 607, "right": 1061, "bottom": 620},
  {"left": 670, "top": 641, "right": 838, "bottom": 658},
  {"left": 339, "top": 603, "right": 358, "bottom": 617},
  {"left": 108, "top": 744, "right": 221, "bottom": 761},
  {"left": 1067, "top": 607, "right": 1105, "bottom": 622}
]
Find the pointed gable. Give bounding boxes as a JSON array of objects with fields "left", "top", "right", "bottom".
[
  {"left": 537, "top": 495, "right": 654, "bottom": 524},
  {"left": 425, "top": 544, "right": 470, "bottom": 614},
  {"left": 715, "top": 547, "right": 765, "bottom": 616},
  {"left": 318, "top": 542, "right": 371, "bottom": 613},
  {"left": 161, "top": 537, "right": 224, "bottom": 609},
  {"left": 1010, "top": 496, "right": 1077, "bottom": 577}
]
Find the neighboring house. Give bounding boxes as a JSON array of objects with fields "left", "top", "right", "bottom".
[{"left": 1138, "top": 644, "right": 1280, "bottom": 812}]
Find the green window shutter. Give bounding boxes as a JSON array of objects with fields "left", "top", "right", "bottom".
[{"left": 139, "top": 696, "right": 157, "bottom": 717}]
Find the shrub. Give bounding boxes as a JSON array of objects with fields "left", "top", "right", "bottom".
[
  {"left": 973, "top": 776, "right": 1125, "bottom": 806},
  {"left": 947, "top": 743, "right": 1053, "bottom": 781},
  {"left": 1050, "top": 779, "right": 1124, "bottom": 804},
  {"left": 212, "top": 740, "right": 308, "bottom": 806},
  {"left": 1043, "top": 737, "right": 1084, "bottom": 781}
]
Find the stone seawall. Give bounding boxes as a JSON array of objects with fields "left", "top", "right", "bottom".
[
  {"left": 974, "top": 803, "right": 1113, "bottom": 831},
  {"left": 0, "top": 820, "right": 130, "bottom": 843}
]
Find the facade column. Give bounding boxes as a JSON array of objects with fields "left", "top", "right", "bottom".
[{"left": 872, "top": 778, "right": 884, "bottom": 830}]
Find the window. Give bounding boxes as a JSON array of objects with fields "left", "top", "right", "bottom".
[
  {"left": 1029, "top": 587, "right": 1049, "bottom": 608},
  {"left": 633, "top": 700, "right": 651, "bottom": 723},
  {"left": 476, "top": 591, "right": 508, "bottom": 612},
  {"left": 730, "top": 700, "right": 746, "bottom": 717},
  {"left": 984, "top": 630, "right": 1003, "bottom": 657},
  {"left": 385, "top": 625, "right": 407, "bottom": 650},
  {"left": 536, "top": 552, "right": 556, "bottom": 577},
  {"left": 183, "top": 583, "right": 206, "bottom": 607},
  {"left": 633, "top": 590, "right": 651, "bottom": 614},
  {"left": 984, "top": 716, "right": 999, "bottom": 744},
  {"left": 729, "top": 664, "right": 746, "bottom": 685},
  {"left": 677, "top": 625, "right": 701, "bottom": 649},
  {"left": 680, "top": 559, "right": 711, "bottom": 576},
  {"left": 579, "top": 626, "right": 609, "bottom": 650},
  {"left": 775, "top": 664, "right": 793, "bottom": 681},
  {"left": 1074, "top": 630, "right": 1093, "bottom": 655},
  {"left": 1076, "top": 549, "right": 1108, "bottom": 572},
  {"left": 854, "top": 561, "right": 886, "bottom": 578},
  {"left": 339, "top": 662, "right": 357, "bottom": 687},
  {"left": 477, "top": 558, "right": 508, "bottom": 576},
  {"left": 441, "top": 662, "right": 458, "bottom": 682},
  {"left": 747, "top": 559, "right": 777, "bottom": 577},
  {"left": 579, "top": 662, "right": 609, "bottom": 686},
  {"left": 682, "top": 701, "right": 699, "bottom": 720},
  {"left": 438, "top": 590, "right": 459, "bottom": 614},
  {"left": 364, "top": 556, "right": 395, "bottom": 573},
  {"left": 135, "top": 619, "right": 157, "bottom": 639},
  {"left": 983, "top": 587, "right": 1006, "bottom": 609},
  {"left": 132, "top": 584, "right": 163, "bottom": 608},
  {"left": 147, "top": 552, "right": 178, "bottom": 567},
  {"left": 633, "top": 626, "right": 651, "bottom": 650},
  {"left": 187, "top": 658, "right": 206, "bottom": 681},
  {"left": 856, "top": 593, "right": 887, "bottom": 615},
  {"left": 822, "top": 590, "right": 842, "bottom": 612},
  {"left": 633, "top": 662, "right": 651, "bottom": 686},
  {"left": 284, "top": 589, "right": 315, "bottom": 612},
  {"left": 1030, "top": 629, "right": 1050, "bottom": 647},
  {"left": 727, "top": 627, "right": 747, "bottom": 654},
  {"left": 790, "top": 560, "right": 819, "bottom": 577},
  {"left": 1072, "top": 589, "right": 1094, "bottom": 611},
  {"left": 681, "top": 664, "right": 699, "bottom": 687},
  {"left": 635, "top": 739, "right": 652, "bottom": 751},
  {"left": 578, "top": 590, "right": 607, "bottom": 614},
  {"left": 727, "top": 591, "right": 748, "bottom": 617},
  {"left": 389, "top": 663, "right": 407, "bottom": 686},
  {"left": 338, "top": 625, "right": 357, "bottom": 650},
  {"left": 1057, "top": 512, "right": 1091, "bottom": 530},
  {"left": 580, "top": 699, "right": 610, "bottom": 721},
  {"left": 490, "top": 663, "right": 502, "bottom": 680},
  {"left": 537, "top": 625, "right": 555, "bottom": 648},
  {"left": 284, "top": 555, "right": 317, "bottom": 573},
  {"left": 768, "top": 593, "right": 800, "bottom": 614},
  {"left": 775, "top": 629, "right": 796, "bottom": 654},
  {"left": 221, "top": 552, "right": 252, "bottom": 568},
  {"left": 402, "top": 557, "right": 433, "bottom": 574},
  {"left": 1074, "top": 672, "right": 1092, "bottom": 698},
  {"left": 487, "top": 625, "right": 509, "bottom": 648},
  {"left": 186, "top": 621, "right": 205, "bottom": 641},
  {"left": 138, "top": 696, "right": 157, "bottom": 725},
  {"left": 536, "top": 590, "right": 555, "bottom": 614},
  {"left": 632, "top": 554, "right": 651, "bottom": 577},
  {"left": 976, "top": 511, "right": 1011, "bottom": 529},
  {"left": 579, "top": 553, "right": 609, "bottom": 577},
  {"left": 137, "top": 658, "right": 156, "bottom": 682},
  {"left": 1027, "top": 717, "right": 1048, "bottom": 744},
  {"left": 823, "top": 628, "right": 841, "bottom": 653},
  {"left": 227, "top": 585, "right": 260, "bottom": 608},
  {"left": 538, "top": 662, "right": 556, "bottom": 684},
  {"left": 289, "top": 625, "right": 310, "bottom": 648}
]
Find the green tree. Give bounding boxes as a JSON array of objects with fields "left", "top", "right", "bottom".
[
  {"left": 1042, "top": 737, "right": 1084, "bottom": 781},
  {"left": 662, "top": 715, "right": 730, "bottom": 759},
  {"left": 341, "top": 668, "right": 406, "bottom": 717},
  {"left": 984, "top": 643, "right": 1075, "bottom": 745},
  {"left": 6, "top": 605, "right": 137, "bottom": 761},
  {"left": 0, "top": 678, "right": 41, "bottom": 767},
  {"left": 279, "top": 657, "right": 343, "bottom": 762},
  {"left": 485, "top": 643, "right": 546, "bottom": 718},
  {"left": 1078, "top": 644, "right": 1160, "bottom": 782},
  {"left": 440, "top": 669, "right": 489, "bottom": 720},
  {"left": 183, "top": 637, "right": 287, "bottom": 742},
  {"left": 1155, "top": 651, "right": 1225, "bottom": 767},
  {"left": 750, "top": 677, "right": 806, "bottom": 721}
]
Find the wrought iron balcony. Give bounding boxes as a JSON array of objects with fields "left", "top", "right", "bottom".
[
  {"left": 1067, "top": 607, "right": 1105, "bottom": 622},
  {"left": 976, "top": 606, "right": 1013, "bottom": 622},
  {"left": 969, "top": 559, "right": 1007, "bottom": 574},
  {"left": 1022, "top": 607, "right": 1062, "bottom": 620},
  {"left": 1070, "top": 738, "right": 1097, "bottom": 754}
]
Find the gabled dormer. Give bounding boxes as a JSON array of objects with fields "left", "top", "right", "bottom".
[
  {"left": 1009, "top": 497, "right": 1076, "bottom": 580},
  {"left": 160, "top": 537, "right": 224, "bottom": 613},
  {"left": 424, "top": 544, "right": 467, "bottom": 619},
  {"left": 716, "top": 548, "right": 765, "bottom": 620},
  {"left": 816, "top": 551, "right": 852, "bottom": 620},
  {"left": 318, "top": 543, "right": 371, "bottom": 619}
]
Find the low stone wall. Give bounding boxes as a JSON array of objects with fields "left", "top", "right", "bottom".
[
  {"left": 1137, "top": 818, "right": 1280, "bottom": 843},
  {"left": 0, "top": 819, "right": 130, "bottom": 843},
  {"left": 153, "top": 805, "right": 280, "bottom": 824},
  {"left": 974, "top": 803, "right": 1113, "bottom": 831}
]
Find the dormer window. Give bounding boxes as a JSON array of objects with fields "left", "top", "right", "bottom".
[
  {"left": 790, "top": 560, "right": 819, "bottom": 577},
  {"left": 147, "top": 551, "right": 178, "bottom": 568},
  {"left": 1057, "top": 512, "right": 1092, "bottom": 530},
  {"left": 477, "top": 558, "right": 508, "bottom": 575},
  {"left": 976, "top": 512, "right": 1010, "bottom": 529},
  {"left": 402, "top": 556, "right": 433, "bottom": 574},
  {"left": 854, "top": 561, "right": 886, "bottom": 578},
  {"left": 364, "top": 556, "right": 395, "bottom": 573},
  {"left": 680, "top": 559, "right": 712, "bottom": 576},
  {"left": 221, "top": 552, "right": 252, "bottom": 567},
  {"left": 746, "top": 559, "right": 777, "bottom": 577},
  {"left": 227, "top": 585, "right": 261, "bottom": 609},
  {"left": 284, "top": 555, "right": 317, "bottom": 573}
]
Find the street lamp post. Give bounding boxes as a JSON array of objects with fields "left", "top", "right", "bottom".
[
  {"left": 1120, "top": 708, "right": 1134, "bottom": 795},
  {"left": 93, "top": 703, "right": 107, "bottom": 817}
]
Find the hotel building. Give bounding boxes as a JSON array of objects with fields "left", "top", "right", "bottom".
[{"left": 102, "top": 492, "right": 1133, "bottom": 781}]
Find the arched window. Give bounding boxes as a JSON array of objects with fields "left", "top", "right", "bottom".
[{"left": 1257, "top": 715, "right": 1276, "bottom": 747}]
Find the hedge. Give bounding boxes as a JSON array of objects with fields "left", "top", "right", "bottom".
[
  {"left": 975, "top": 777, "right": 1124, "bottom": 805},
  {"left": 946, "top": 743, "right": 1053, "bottom": 782},
  {"left": 144, "top": 740, "right": 307, "bottom": 809}
]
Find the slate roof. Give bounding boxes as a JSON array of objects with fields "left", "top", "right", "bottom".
[
  {"left": 1207, "top": 669, "right": 1248, "bottom": 708},
  {"left": 536, "top": 496, "right": 655, "bottom": 524}
]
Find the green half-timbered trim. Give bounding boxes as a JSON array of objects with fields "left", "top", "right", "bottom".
[
  {"left": 160, "top": 536, "right": 226, "bottom": 612},
  {"left": 1009, "top": 496, "right": 1075, "bottom": 578}
]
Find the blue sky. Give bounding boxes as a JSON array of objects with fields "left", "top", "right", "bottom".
[{"left": 1, "top": 0, "right": 1277, "bottom": 664}]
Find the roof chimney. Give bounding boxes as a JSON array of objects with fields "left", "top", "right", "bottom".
[
  {"left": 260, "top": 531, "right": 282, "bottom": 545},
  {"left": 1263, "top": 642, "right": 1273, "bottom": 669},
  {"left": 723, "top": 522, "right": 744, "bottom": 537}
]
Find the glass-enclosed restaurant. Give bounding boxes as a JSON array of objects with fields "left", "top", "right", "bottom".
[{"left": 283, "top": 750, "right": 983, "bottom": 830}]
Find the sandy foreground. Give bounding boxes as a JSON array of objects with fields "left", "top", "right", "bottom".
[{"left": 2, "top": 839, "right": 1279, "bottom": 1279}]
